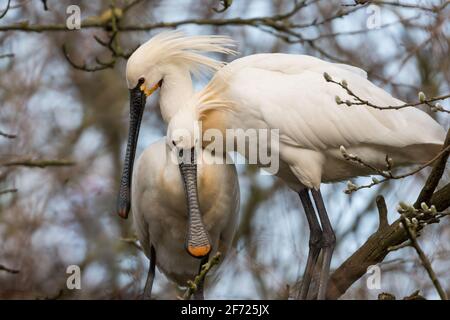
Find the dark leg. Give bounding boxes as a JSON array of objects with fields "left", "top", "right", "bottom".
[
  {"left": 143, "top": 245, "right": 156, "bottom": 300},
  {"left": 311, "top": 189, "right": 336, "bottom": 300},
  {"left": 297, "top": 189, "right": 323, "bottom": 300},
  {"left": 193, "top": 255, "right": 209, "bottom": 300}
]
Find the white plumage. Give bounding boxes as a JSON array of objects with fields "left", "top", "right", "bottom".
[
  {"left": 197, "top": 53, "right": 445, "bottom": 189},
  {"left": 131, "top": 139, "right": 239, "bottom": 295}
]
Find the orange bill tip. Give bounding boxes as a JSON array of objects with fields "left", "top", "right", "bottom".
[
  {"left": 187, "top": 245, "right": 211, "bottom": 258},
  {"left": 117, "top": 208, "right": 129, "bottom": 219}
]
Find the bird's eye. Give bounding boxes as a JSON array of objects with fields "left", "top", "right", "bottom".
[
  {"left": 138, "top": 77, "right": 145, "bottom": 84},
  {"left": 178, "top": 149, "right": 184, "bottom": 158},
  {"left": 172, "top": 141, "right": 176, "bottom": 147}
]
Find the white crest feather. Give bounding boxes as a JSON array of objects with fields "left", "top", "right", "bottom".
[{"left": 130, "top": 30, "right": 238, "bottom": 77}]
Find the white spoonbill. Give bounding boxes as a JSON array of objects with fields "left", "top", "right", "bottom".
[
  {"left": 123, "top": 31, "right": 446, "bottom": 299},
  {"left": 116, "top": 33, "right": 238, "bottom": 298},
  {"left": 130, "top": 138, "right": 239, "bottom": 299}
]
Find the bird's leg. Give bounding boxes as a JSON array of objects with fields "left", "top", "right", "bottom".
[
  {"left": 193, "top": 255, "right": 209, "bottom": 300},
  {"left": 143, "top": 245, "right": 156, "bottom": 300},
  {"left": 311, "top": 189, "right": 336, "bottom": 300},
  {"left": 297, "top": 189, "right": 323, "bottom": 300}
]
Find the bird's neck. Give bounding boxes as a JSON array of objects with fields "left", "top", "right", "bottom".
[{"left": 160, "top": 66, "right": 194, "bottom": 123}]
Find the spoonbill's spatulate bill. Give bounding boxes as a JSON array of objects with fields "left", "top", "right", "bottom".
[
  {"left": 131, "top": 139, "right": 239, "bottom": 299},
  {"left": 124, "top": 31, "right": 446, "bottom": 299}
]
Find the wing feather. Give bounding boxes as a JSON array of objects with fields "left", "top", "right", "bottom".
[{"left": 214, "top": 54, "right": 445, "bottom": 151}]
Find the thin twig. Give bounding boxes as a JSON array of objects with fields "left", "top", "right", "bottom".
[
  {"left": 0, "top": 0, "right": 11, "bottom": 19},
  {"left": 324, "top": 73, "right": 450, "bottom": 113},
  {"left": 400, "top": 216, "right": 448, "bottom": 300},
  {"left": 0, "top": 264, "right": 19, "bottom": 274},
  {"left": 181, "top": 252, "right": 221, "bottom": 300},
  {"left": 0, "top": 157, "right": 75, "bottom": 168},
  {"left": 62, "top": 44, "right": 115, "bottom": 72},
  {"left": 341, "top": 144, "right": 450, "bottom": 193},
  {"left": 0, "top": 130, "right": 17, "bottom": 138},
  {"left": 0, "top": 188, "right": 17, "bottom": 195}
]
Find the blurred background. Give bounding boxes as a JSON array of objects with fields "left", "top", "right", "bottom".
[{"left": 0, "top": 0, "right": 449, "bottom": 299}]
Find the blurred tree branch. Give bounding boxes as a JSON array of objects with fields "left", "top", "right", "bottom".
[
  {"left": 0, "top": 0, "right": 10, "bottom": 20},
  {"left": 0, "top": 264, "right": 19, "bottom": 274},
  {"left": 0, "top": 157, "right": 75, "bottom": 168},
  {"left": 0, "top": 130, "right": 16, "bottom": 138},
  {"left": 0, "top": 188, "right": 17, "bottom": 195}
]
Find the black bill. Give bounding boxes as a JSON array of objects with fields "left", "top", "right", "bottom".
[{"left": 117, "top": 82, "right": 146, "bottom": 219}]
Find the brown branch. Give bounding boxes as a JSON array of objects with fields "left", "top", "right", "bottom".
[
  {"left": 376, "top": 195, "right": 388, "bottom": 231},
  {"left": 415, "top": 129, "right": 450, "bottom": 207},
  {"left": 0, "top": 157, "right": 75, "bottom": 168},
  {"left": 0, "top": 264, "right": 19, "bottom": 274},
  {"left": 400, "top": 216, "right": 448, "bottom": 300},
  {"left": 430, "top": 183, "right": 450, "bottom": 212}
]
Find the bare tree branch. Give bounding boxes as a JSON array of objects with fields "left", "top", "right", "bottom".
[{"left": 0, "top": 157, "right": 75, "bottom": 168}]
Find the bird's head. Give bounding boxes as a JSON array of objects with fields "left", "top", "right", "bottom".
[
  {"left": 125, "top": 30, "right": 236, "bottom": 106},
  {"left": 167, "top": 107, "right": 200, "bottom": 160},
  {"left": 117, "top": 30, "right": 235, "bottom": 230},
  {"left": 126, "top": 53, "right": 164, "bottom": 99}
]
